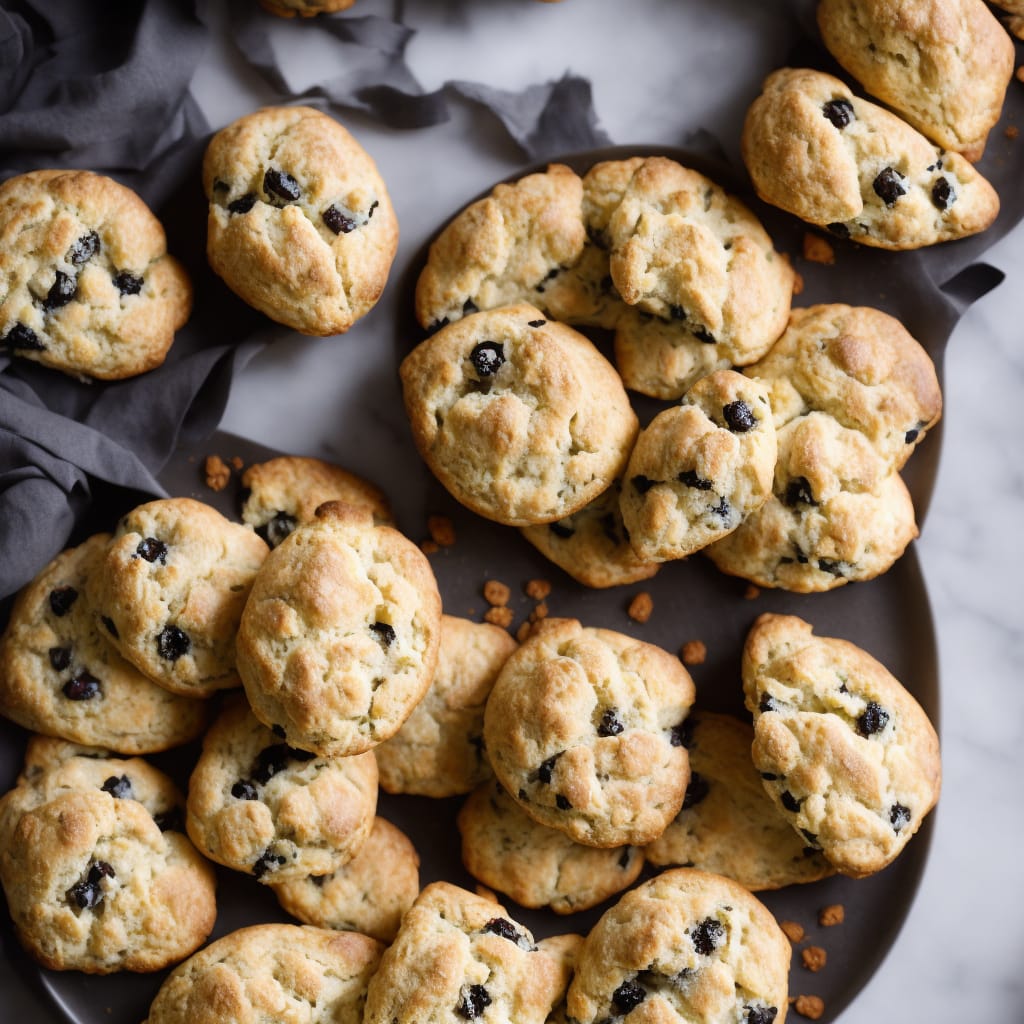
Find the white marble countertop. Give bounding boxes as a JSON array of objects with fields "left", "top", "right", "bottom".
[{"left": 200, "top": 3, "right": 1024, "bottom": 1022}]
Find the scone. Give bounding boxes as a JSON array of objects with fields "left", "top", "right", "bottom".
[
  {"left": 241, "top": 454, "right": 392, "bottom": 548},
  {"left": 0, "top": 739, "right": 216, "bottom": 973},
  {"left": 483, "top": 617, "right": 695, "bottom": 847},
  {"left": 644, "top": 712, "right": 835, "bottom": 890},
  {"left": 458, "top": 779, "right": 645, "bottom": 914},
  {"left": 260, "top": 0, "right": 356, "bottom": 16},
  {"left": 742, "top": 67, "right": 1000, "bottom": 248},
  {"left": 742, "top": 613, "right": 941, "bottom": 876},
  {"left": 0, "top": 169, "right": 191, "bottom": 379},
  {"left": 817, "top": 0, "right": 1015, "bottom": 161},
  {"left": 619, "top": 371, "right": 777, "bottom": 562},
  {"left": 520, "top": 479, "right": 661, "bottom": 589},
  {"left": 236, "top": 501, "right": 442, "bottom": 757},
  {"left": 567, "top": 868, "right": 790, "bottom": 1024},
  {"left": 0, "top": 534, "right": 208, "bottom": 753},
  {"left": 400, "top": 304, "right": 638, "bottom": 525},
  {"left": 375, "top": 614, "right": 517, "bottom": 797},
  {"left": 363, "top": 882, "right": 573, "bottom": 1024},
  {"left": 204, "top": 105, "right": 398, "bottom": 335},
  {"left": 143, "top": 924, "right": 383, "bottom": 1024},
  {"left": 270, "top": 816, "right": 420, "bottom": 942},
  {"left": 185, "top": 695, "right": 378, "bottom": 883},
  {"left": 88, "top": 498, "right": 268, "bottom": 696}
]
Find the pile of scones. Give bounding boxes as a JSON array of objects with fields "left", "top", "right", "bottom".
[{"left": 1, "top": 0, "right": 1020, "bottom": 1021}]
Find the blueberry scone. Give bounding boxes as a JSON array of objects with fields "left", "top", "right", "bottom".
[
  {"left": 236, "top": 501, "right": 442, "bottom": 757},
  {"left": 260, "top": 0, "right": 356, "bottom": 16},
  {"left": 363, "top": 882, "right": 573, "bottom": 1024},
  {"left": 619, "top": 371, "right": 777, "bottom": 562},
  {"left": 0, "top": 169, "right": 191, "bottom": 379},
  {"left": 143, "top": 924, "right": 383, "bottom": 1024},
  {"left": 204, "top": 105, "right": 398, "bottom": 335},
  {"left": 520, "top": 479, "right": 661, "bottom": 590},
  {"left": 400, "top": 304, "right": 638, "bottom": 526},
  {"left": 567, "top": 868, "right": 790, "bottom": 1024},
  {"left": 241, "top": 454, "right": 392, "bottom": 548},
  {"left": 458, "top": 778, "right": 645, "bottom": 914},
  {"left": 270, "top": 816, "right": 420, "bottom": 943},
  {"left": 185, "top": 695, "right": 378, "bottom": 883},
  {"left": 375, "top": 614, "right": 517, "bottom": 797},
  {"left": 88, "top": 498, "right": 268, "bottom": 696},
  {"left": 817, "top": 0, "right": 1015, "bottom": 161},
  {"left": 0, "top": 534, "right": 208, "bottom": 753},
  {"left": 742, "top": 613, "right": 941, "bottom": 876},
  {"left": 742, "top": 68, "right": 999, "bottom": 249},
  {"left": 0, "top": 739, "right": 215, "bottom": 973},
  {"left": 483, "top": 617, "right": 695, "bottom": 847},
  {"left": 644, "top": 712, "right": 835, "bottom": 890}
]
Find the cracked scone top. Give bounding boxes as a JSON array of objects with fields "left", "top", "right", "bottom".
[
  {"left": 204, "top": 105, "right": 398, "bottom": 335},
  {"left": 0, "top": 534, "right": 208, "bottom": 753},
  {"left": 401, "top": 304, "right": 638, "bottom": 525},
  {"left": 88, "top": 498, "right": 269, "bottom": 696},
  {"left": 143, "top": 924, "right": 383, "bottom": 1024},
  {"left": 363, "top": 882, "right": 575, "bottom": 1024},
  {"left": 742, "top": 613, "right": 941, "bottom": 877},
  {"left": 483, "top": 617, "right": 695, "bottom": 847},
  {"left": 236, "top": 501, "right": 442, "bottom": 757},
  {"left": 0, "top": 738, "right": 215, "bottom": 973},
  {"left": 567, "top": 868, "right": 790, "bottom": 1024},
  {"left": 619, "top": 370, "right": 777, "bottom": 563},
  {"left": 185, "top": 695, "right": 377, "bottom": 883},
  {"left": 0, "top": 169, "right": 191, "bottom": 379},
  {"left": 817, "top": 0, "right": 1015, "bottom": 162},
  {"left": 741, "top": 68, "right": 999, "bottom": 249}
]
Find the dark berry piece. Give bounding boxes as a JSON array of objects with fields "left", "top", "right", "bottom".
[
  {"left": 890, "top": 802, "right": 912, "bottom": 832},
  {"left": 4, "top": 322, "right": 44, "bottom": 351},
  {"left": 101, "top": 774, "right": 134, "bottom": 799},
  {"left": 631, "top": 474, "right": 657, "bottom": 495},
  {"left": 692, "top": 325, "right": 716, "bottom": 345},
  {"left": 527, "top": 318, "right": 546, "bottom": 328},
  {"left": 213, "top": 179, "right": 230, "bottom": 193},
  {"left": 457, "top": 984, "right": 491, "bottom": 1020},
  {"left": 817, "top": 558, "right": 845, "bottom": 576},
  {"left": 931, "top": 177, "right": 955, "bottom": 211},
  {"left": 231, "top": 780, "right": 259, "bottom": 801},
  {"left": 556, "top": 794, "right": 572, "bottom": 810},
  {"left": 367, "top": 199, "right": 378, "bottom": 218},
  {"left": 67, "top": 860, "right": 115, "bottom": 910},
  {"left": 682, "top": 771, "right": 709, "bottom": 810},
  {"left": 113, "top": 271, "right": 144, "bottom": 296},
  {"left": 821, "top": 98, "right": 855, "bottom": 129},
  {"left": 536, "top": 755, "right": 560, "bottom": 784},
  {"left": 745, "top": 1006, "right": 779, "bottom": 1024},
  {"left": 598, "top": 708, "right": 625, "bottom": 737},
  {"left": 156, "top": 625, "right": 190, "bottom": 661},
  {"left": 68, "top": 231, "right": 100, "bottom": 265},
  {"left": 272, "top": 724, "right": 287, "bottom": 738},
  {"left": 801, "top": 828, "right": 820, "bottom": 847},
  {"left": 827, "top": 222, "right": 850, "bottom": 238},
  {"left": 102, "top": 616, "right": 119, "bottom": 638},
  {"left": 43, "top": 270, "right": 77, "bottom": 312},
  {"left": 691, "top": 917, "right": 725, "bottom": 955},
  {"left": 49, "top": 586, "right": 79, "bottom": 617},
  {"left": 760, "top": 772, "right": 778, "bottom": 781},
  {"left": 780, "top": 790, "right": 802, "bottom": 812},
  {"left": 759, "top": 693, "right": 779, "bottom": 713},
  {"left": 873, "top": 167, "right": 908, "bottom": 206},
  {"left": 618, "top": 848, "right": 633, "bottom": 869},
  {"left": 723, "top": 400, "right": 755, "bottom": 432},
  {"left": 63, "top": 671, "right": 101, "bottom": 700},
  {"left": 370, "top": 621, "right": 396, "bottom": 647},
  {"left": 612, "top": 980, "right": 647, "bottom": 1015},
  {"left": 470, "top": 341, "right": 505, "bottom": 377},
  {"left": 905, "top": 426, "right": 922, "bottom": 444},
  {"left": 251, "top": 743, "right": 315, "bottom": 785},
  {"left": 549, "top": 520, "right": 575, "bottom": 539},
  {"left": 783, "top": 476, "right": 816, "bottom": 507},
  {"left": 252, "top": 846, "right": 288, "bottom": 879},
  {"left": 669, "top": 304, "right": 687, "bottom": 321},
  {"left": 135, "top": 537, "right": 167, "bottom": 563},
  {"left": 709, "top": 496, "right": 732, "bottom": 522},
  {"left": 153, "top": 808, "right": 184, "bottom": 832},
  {"left": 679, "top": 469, "right": 712, "bottom": 490},
  {"left": 322, "top": 204, "right": 357, "bottom": 234},
  {"left": 48, "top": 646, "right": 72, "bottom": 671},
  {"left": 857, "top": 701, "right": 890, "bottom": 737},
  {"left": 263, "top": 168, "right": 302, "bottom": 203},
  {"left": 482, "top": 918, "right": 532, "bottom": 949},
  {"left": 228, "top": 193, "right": 257, "bottom": 215},
  {"left": 256, "top": 510, "right": 298, "bottom": 548},
  {"left": 670, "top": 719, "right": 693, "bottom": 748}
]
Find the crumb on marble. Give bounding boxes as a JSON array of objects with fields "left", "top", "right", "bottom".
[
  {"left": 744, "top": 584, "right": 761, "bottom": 601},
  {"left": 525, "top": 578, "right": 552, "bottom": 601},
  {"left": 680, "top": 640, "right": 707, "bottom": 666},
  {"left": 484, "top": 606, "right": 514, "bottom": 629},
  {"left": 204, "top": 454, "right": 231, "bottom": 492},
  {"left": 792, "top": 269, "right": 805, "bottom": 296},
  {"left": 627, "top": 592, "right": 653, "bottom": 623},
  {"left": 1016, "top": 65, "right": 1024, "bottom": 84},
  {"left": 1006, "top": 124, "right": 1019, "bottom": 140},
  {"left": 420, "top": 539, "right": 440, "bottom": 555},
  {"left": 801, "top": 946, "right": 827, "bottom": 972},
  {"left": 484, "top": 580, "right": 511, "bottom": 606},
  {"left": 802, "top": 233, "right": 835, "bottom": 265},
  {"left": 529, "top": 601, "right": 549, "bottom": 624},
  {"left": 792, "top": 994, "right": 825, "bottom": 1020},
  {"left": 230, "top": 456, "right": 244, "bottom": 471},
  {"left": 780, "top": 920, "right": 805, "bottom": 944},
  {"left": 516, "top": 621, "right": 534, "bottom": 644},
  {"left": 818, "top": 904, "right": 844, "bottom": 927},
  {"left": 427, "top": 515, "right": 456, "bottom": 547}
]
